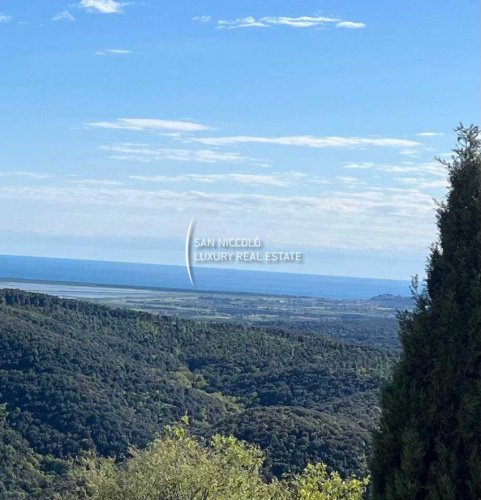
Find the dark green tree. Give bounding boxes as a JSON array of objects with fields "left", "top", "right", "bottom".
[{"left": 371, "top": 125, "right": 481, "bottom": 499}]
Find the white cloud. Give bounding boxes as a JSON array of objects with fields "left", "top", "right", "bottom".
[
  {"left": 191, "top": 135, "right": 421, "bottom": 149},
  {"left": 263, "top": 16, "right": 340, "bottom": 28},
  {"left": 130, "top": 175, "right": 201, "bottom": 183},
  {"left": 15, "top": 171, "right": 48, "bottom": 179},
  {"left": 394, "top": 177, "right": 447, "bottom": 190},
  {"left": 336, "top": 175, "right": 365, "bottom": 186},
  {"left": 341, "top": 162, "right": 376, "bottom": 170},
  {"left": 416, "top": 132, "right": 445, "bottom": 137},
  {"left": 336, "top": 21, "right": 366, "bottom": 29},
  {"left": 71, "top": 179, "right": 123, "bottom": 186},
  {"left": 0, "top": 184, "right": 439, "bottom": 252},
  {"left": 129, "top": 172, "right": 305, "bottom": 187},
  {"left": 342, "top": 160, "right": 447, "bottom": 177},
  {"left": 0, "top": 14, "right": 12, "bottom": 23},
  {"left": 99, "top": 143, "right": 268, "bottom": 165},
  {"left": 218, "top": 16, "right": 269, "bottom": 29},
  {"left": 399, "top": 148, "right": 421, "bottom": 157},
  {"left": 226, "top": 173, "right": 297, "bottom": 187},
  {"left": 216, "top": 15, "right": 365, "bottom": 30},
  {"left": 0, "top": 171, "right": 48, "bottom": 179},
  {"left": 95, "top": 48, "right": 132, "bottom": 55},
  {"left": 79, "top": 0, "right": 125, "bottom": 14},
  {"left": 88, "top": 118, "right": 210, "bottom": 133},
  {"left": 52, "top": 11, "right": 76, "bottom": 22},
  {"left": 193, "top": 16, "right": 211, "bottom": 23}
]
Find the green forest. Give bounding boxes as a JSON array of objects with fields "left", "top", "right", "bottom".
[{"left": 0, "top": 287, "right": 393, "bottom": 497}]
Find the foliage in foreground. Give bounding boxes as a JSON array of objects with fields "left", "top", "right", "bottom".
[
  {"left": 64, "top": 421, "right": 368, "bottom": 500},
  {"left": 371, "top": 125, "right": 481, "bottom": 498}
]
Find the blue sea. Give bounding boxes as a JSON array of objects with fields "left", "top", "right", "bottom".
[{"left": 0, "top": 254, "right": 410, "bottom": 300}]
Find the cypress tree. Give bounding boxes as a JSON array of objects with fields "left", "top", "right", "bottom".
[{"left": 371, "top": 125, "right": 481, "bottom": 499}]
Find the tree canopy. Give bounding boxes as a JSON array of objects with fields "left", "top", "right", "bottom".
[{"left": 371, "top": 125, "right": 481, "bottom": 498}]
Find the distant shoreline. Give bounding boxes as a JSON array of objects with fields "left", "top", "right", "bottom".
[{"left": 0, "top": 254, "right": 411, "bottom": 300}]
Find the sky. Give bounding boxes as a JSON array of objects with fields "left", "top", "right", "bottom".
[{"left": 0, "top": 0, "right": 479, "bottom": 280}]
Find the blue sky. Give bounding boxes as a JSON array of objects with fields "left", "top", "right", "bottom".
[{"left": 0, "top": 0, "right": 479, "bottom": 279}]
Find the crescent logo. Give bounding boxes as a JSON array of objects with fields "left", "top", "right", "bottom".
[{"left": 185, "top": 218, "right": 196, "bottom": 286}]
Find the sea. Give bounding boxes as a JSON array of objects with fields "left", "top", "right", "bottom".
[{"left": 0, "top": 254, "right": 410, "bottom": 300}]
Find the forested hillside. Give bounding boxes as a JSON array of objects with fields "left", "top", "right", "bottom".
[
  {"left": 0, "top": 405, "right": 62, "bottom": 498},
  {"left": 0, "top": 288, "right": 396, "bottom": 496}
]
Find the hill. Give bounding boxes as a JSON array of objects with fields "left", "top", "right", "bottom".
[{"left": 0, "top": 289, "right": 396, "bottom": 496}]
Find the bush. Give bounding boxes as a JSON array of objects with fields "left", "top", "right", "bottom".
[{"left": 65, "top": 419, "right": 368, "bottom": 499}]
